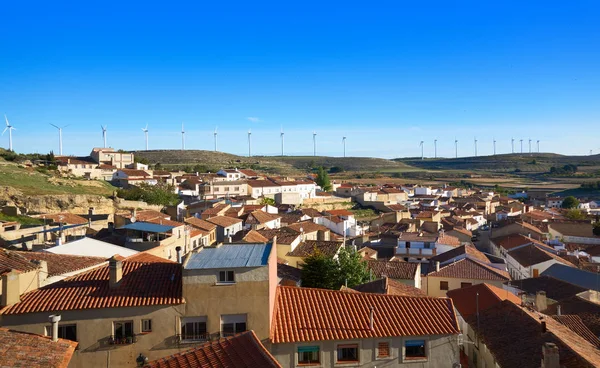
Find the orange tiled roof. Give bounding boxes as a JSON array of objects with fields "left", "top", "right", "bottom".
[
  {"left": 185, "top": 217, "right": 217, "bottom": 231},
  {"left": 0, "top": 249, "right": 39, "bottom": 275},
  {"left": 366, "top": 260, "right": 419, "bottom": 280},
  {"left": 286, "top": 221, "right": 329, "bottom": 234},
  {"left": 0, "top": 253, "right": 183, "bottom": 315},
  {"left": 428, "top": 258, "right": 510, "bottom": 281},
  {"left": 38, "top": 212, "right": 88, "bottom": 225},
  {"left": 552, "top": 315, "right": 600, "bottom": 348},
  {"left": 242, "top": 230, "right": 269, "bottom": 243},
  {"left": 206, "top": 215, "right": 243, "bottom": 228},
  {"left": 0, "top": 328, "right": 77, "bottom": 368},
  {"left": 353, "top": 277, "right": 427, "bottom": 297},
  {"left": 246, "top": 210, "right": 280, "bottom": 224},
  {"left": 447, "top": 283, "right": 521, "bottom": 318},
  {"left": 15, "top": 251, "right": 105, "bottom": 277},
  {"left": 271, "top": 286, "right": 459, "bottom": 343},
  {"left": 146, "top": 330, "right": 281, "bottom": 368}
]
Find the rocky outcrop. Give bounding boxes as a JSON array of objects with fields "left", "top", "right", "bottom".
[{"left": 0, "top": 187, "right": 116, "bottom": 214}]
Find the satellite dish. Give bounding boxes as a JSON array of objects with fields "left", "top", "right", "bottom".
[{"left": 131, "top": 216, "right": 136, "bottom": 223}]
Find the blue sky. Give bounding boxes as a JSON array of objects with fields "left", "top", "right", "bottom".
[{"left": 1, "top": 1, "right": 599, "bottom": 158}]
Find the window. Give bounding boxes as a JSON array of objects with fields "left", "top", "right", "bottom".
[
  {"left": 181, "top": 317, "right": 208, "bottom": 341},
  {"left": 405, "top": 340, "right": 426, "bottom": 359},
  {"left": 112, "top": 321, "right": 134, "bottom": 344},
  {"left": 46, "top": 324, "right": 77, "bottom": 342},
  {"left": 298, "top": 346, "right": 320, "bottom": 365},
  {"left": 461, "top": 282, "right": 473, "bottom": 288},
  {"left": 234, "top": 186, "right": 240, "bottom": 191},
  {"left": 217, "top": 270, "right": 235, "bottom": 284},
  {"left": 376, "top": 341, "right": 390, "bottom": 359},
  {"left": 440, "top": 281, "right": 449, "bottom": 290},
  {"left": 337, "top": 344, "right": 359, "bottom": 363},
  {"left": 142, "top": 319, "right": 152, "bottom": 332},
  {"left": 224, "top": 187, "right": 230, "bottom": 192},
  {"left": 221, "top": 314, "right": 246, "bottom": 337}
]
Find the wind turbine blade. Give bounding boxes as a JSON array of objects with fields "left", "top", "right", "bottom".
[
  {"left": 50, "top": 123, "right": 60, "bottom": 129},
  {"left": 4, "top": 115, "right": 9, "bottom": 127},
  {"left": 62, "top": 124, "right": 70, "bottom": 128},
  {"left": 2, "top": 127, "right": 6, "bottom": 135}
]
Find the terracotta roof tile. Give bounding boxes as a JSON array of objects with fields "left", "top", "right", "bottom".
[
  {"left": 1, "top": 254, "right": 183, "bottom": 315},
  {"left": 37, "top": 212, "right": 88, "bottom": 225},
  {"left": 491, "top": 233, "right": 539, "bottom": 251},
  {"left": 323, "top": 209, "right": 354, "bottom": 217},
  {"left": 146, "top": 330, "right": 281, "bottom": 368},
  {"left": 145, "top": 217, "right": 185, "bottom": 228},
  {"left": 552, "top": 315, "right": 600, "bottom": 347},
  {"left": 287, "top": 240, "right": 342, "bottom": 258},
  {"left": 365, "top": 260, "right": 419, "bottom": 280},
  {"left": 465, "top": 300, "right": 600, "bottom": 368},
  {"left": 15, "top": 251, "right": 105, "bottom": 277},
  {"left": 206, "top": 216, "right": 243, "bottom": 228},
  {"left": 0, "top": 328, "right": 77, "bottom": 368},
  {"left": 242, "top": 230, "right": 270, "bottom": 243},
  {"left": 277, "top": 264, "right": 301, "bottom": 283},
  {"left": 352, "top": 277, "right": 427, "bottom": 297},
  {"left": 549, "top": 222, "right": 598, "bottom": 238},
  {"left": 0, "top": 249, "right": 39, "bottom": 275},
  {"left": 507, "top": 276, "right": 587, "bottom": 302},
  {"left": 427, "top": 258, "right": 510, "bottom": 281},
  {"left": 185, "top": 217, "right": 217, "bottom": 231},
  {"left": 286, "top": 221, "right": 330, "bottom": 234},
  {"left": 256, "top": 228, "right": 301, "bottom": 245},
  {"left": 429, "top": 245, "right": 489, "bottom": 265},
  {"left": 271, "top": 286, "right": 459, "bottom": 343},
  {"left": 447, "top": 283, "right": 521, "bottom": 318},
  {"left": 118, "top": 169, "right": 151, "bottom": 177},
  {"left": 245, "top": 210, "right": 280, "bottom": 225},
  {"left": 509, "top": 244, "right": 576, "bottom": 268}
]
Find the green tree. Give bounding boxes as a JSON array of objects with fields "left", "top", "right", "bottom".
[
  {"left": 116, "top": 183, "right": 180, "bottom": 206},
  {"left": 315, "top": 166, "right": 332, "bottom": 191},
  {"left": 260, "top": 197, "right": 276, "bottom": 206},
  {"left": 561, "top": 196, "right": 580, "bottom": 209},
  {"left": 336, "top": 247, "right": 370, "bottom": 288},
  {"left": 565, "top": 209, "right": 587, "bottom": 220},
  {"left": 300, "top": 249, "right": 339, "bottom": 289}
]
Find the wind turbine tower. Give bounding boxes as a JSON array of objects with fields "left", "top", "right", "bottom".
[
  {"left": 101, "top": 125, "right": 107, "bottom": 148},
  {"left": 50, "top": 124, "right": 68, "bottom": 155},
  {"left": 511, "top": 138, "right": 515, "bottom": 154},
  {"left": 248, "top": 129, "right": 252, "bottom": 157},
  {"left": 342, "top": 136, "right": 347, "bottom": 158},
  {"left": 493, "top": 138, "right": 496, "bottom": 155},
  {"left": 141, "top": 124, "right": 149, "bottom": 151},
  {"left": 3, "top": 115, "right": 15, "bottom": 151},
  {"left": 520, "top": 139, "right": 523, "bottom": 154},
  {"left": 420, "top": 141, "right": 424, "bottom": 160},
  {"left": 434, "top": 139, "right": 437, "bottom": 158},
  {"left": 474, "top": 137, "right": 478, "bottom": 157},
  {"left": 181, "top": 123, "right": 186, "bottom": 150},
  {"left": 313, "top": 131, "right": 317, "bottom": 157},
  {"left": 528, "top": 138, "right": 532, "bottom": 154},
  {"left": 214, "top": 127, "right": 218, "bottom": 152},
  {"left": 280, "top": 128, "right": 284, "bottom": 156},
  {"left": 537, "top": 140, "right": 540, "bottom": 153},
  {"left": 455, "top": 138, "right": 458, "bottom": 158}
]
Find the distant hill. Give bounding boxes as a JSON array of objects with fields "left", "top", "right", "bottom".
[{"left": 133, "top": 150, "right": 419, "bottom": 174}]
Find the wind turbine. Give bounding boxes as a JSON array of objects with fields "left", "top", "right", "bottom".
[
  {"left": 181, "top": 123, "right": 186, "bottom": 150},
  {"left": 493, "top": 138, "right": 496, "bottom": 155},
  {"left": 342, "top": 136, "right": 347, "bottom": 158},
  {"left": 511, "top": 138, "right": 515, "bottom": 154},
  {"left": 520, "top": 139, "right": 523, "bottom": 154},
  {"left": 141, "top": 124, "right": 149, "bottom": 151},
  {"left": 248, "top": 129, "right": 252, "bottom": 157},
  {"left": 280, "top": 127, "right": 284, "bottom": 156},
  {"left": 101, "top": 125, "right": 107, "bottom": 148},
  {"left": 313, "top": 131, "right": 317, "bottom": 157},
  {"left": 214, "top": 127, "right": 218, "bottom": 152},
  {"left": 528, "top": 138, "right": 532, "bottom": 154},
  {"left": 419, "top": 141, "right": 424, "bottom": 160},
  {"left": 3, "top": 115, "right": 15, "bottom": 151},
  {"left": 434, "top": 139, "right": 437, "bottom": 159},
  {"left": 50, "top": 124, "right": 68, "bottom": 155},
  {"left": 474, "top": 137, "right": 478, "bottom": 157},
  {"left": 537, "top": 140, "right": 540, "bottom": 153},
  {"left": 455, "top": 138, "right": 458, "bottom": 158}
]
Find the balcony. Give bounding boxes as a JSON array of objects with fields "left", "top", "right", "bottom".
[
  {"left": 109, "top": 335, "right": 137, "bottom": 345},
  {"left": 176, "top": 333, "right": 211, "bottom": 343},
  {"left": 396, "top": 247, "right": 436, "bottom": 257}
]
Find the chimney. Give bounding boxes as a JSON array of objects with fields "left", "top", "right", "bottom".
[
  {"left": 48, "top": 315, "right": 61, "bottom": 342},
  {"left": 535, "top": 291, "right": 547, "bottom": 312},
  {"left": 33, "top": 260, "right": 48, "bottom": 286},
  {"left": 541, "top": 320, "right": 547, "bottom": 333},
  {"left": 88, "top": 207, "right": 94, "bottom": 216},
  {"left": 175, "top": 246, "right": 182, "bottom": 264},
  {"left": 108, "top": 256, "right": 123, "bottom": 288},
  {"left": 541, "top": 342, "right": 560, "bottom": 368},
  {"left": 556, "top": 305, "right": 561, "bottom": 316},
  {"left": 435, "top": 261, "right": 440, "bottom": 272},
  {"left": 1, "top": 270, "right": 20, "bottom": 306},
  {"left": 369, "top": 306, "right": 374, "bottom": 331}
]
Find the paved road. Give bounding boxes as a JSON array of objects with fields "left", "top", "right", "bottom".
[{"left": 473, "top": 227, "right": 492, "bottom": 254}]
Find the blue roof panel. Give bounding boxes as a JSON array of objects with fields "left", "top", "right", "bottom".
[
  {"left": 119, "top": 222, "right": 175, "bottom": 233},
  {"left": 185, "top": 243, "right": 272, "bottom": 269}
]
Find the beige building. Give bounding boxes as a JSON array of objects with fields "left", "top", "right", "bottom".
[
  {"left": 269, "top": 286, "right": 461, "bottom": 367},
  {"left": 181, "top": 242, "right": 277, "bottom": 341},
  {"left": 90, "top": 147, "right": 134, "bottom": 169}
]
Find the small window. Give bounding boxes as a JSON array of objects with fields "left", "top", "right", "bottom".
[
  {"left": 440, "top": 281, "right": 449, "bottom": 290},
  {"left": 218, "top": 270, "right": 235, "bottom": 284},
  {"left": 46, "top": 324, "right": 77, "bottom": 342},
  {"left": 405, "top": 340, "right": 426, "bottom": 359},
  {"left": 337, "top": 344, "right": 359, "bottom": 362},
  {"left": 225, "top": 187, "right": 230, "bottom": 192},
  {"left": 181, "top": 317, "right": 208, "bottom": 341},
  {"left": 377, "top": 341, "right": 390, "bottom": 359},
  {"left": 221, "top": 314, "right": 246, "bottom": 337},
  {"left": 298, "top": 346, "right": 320, "bottom": 365},
  {"left": 113, "top": 321, "right": 134, "bottom": 343},
  {"left": 234, "top": 186, "right": 239, "bottom": 191},
  {"left": 142, "top": 319, "right": 152, "bottom": 332},
  {"left": 461, "top": 282, "right": 472, "bottom": 288}
]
